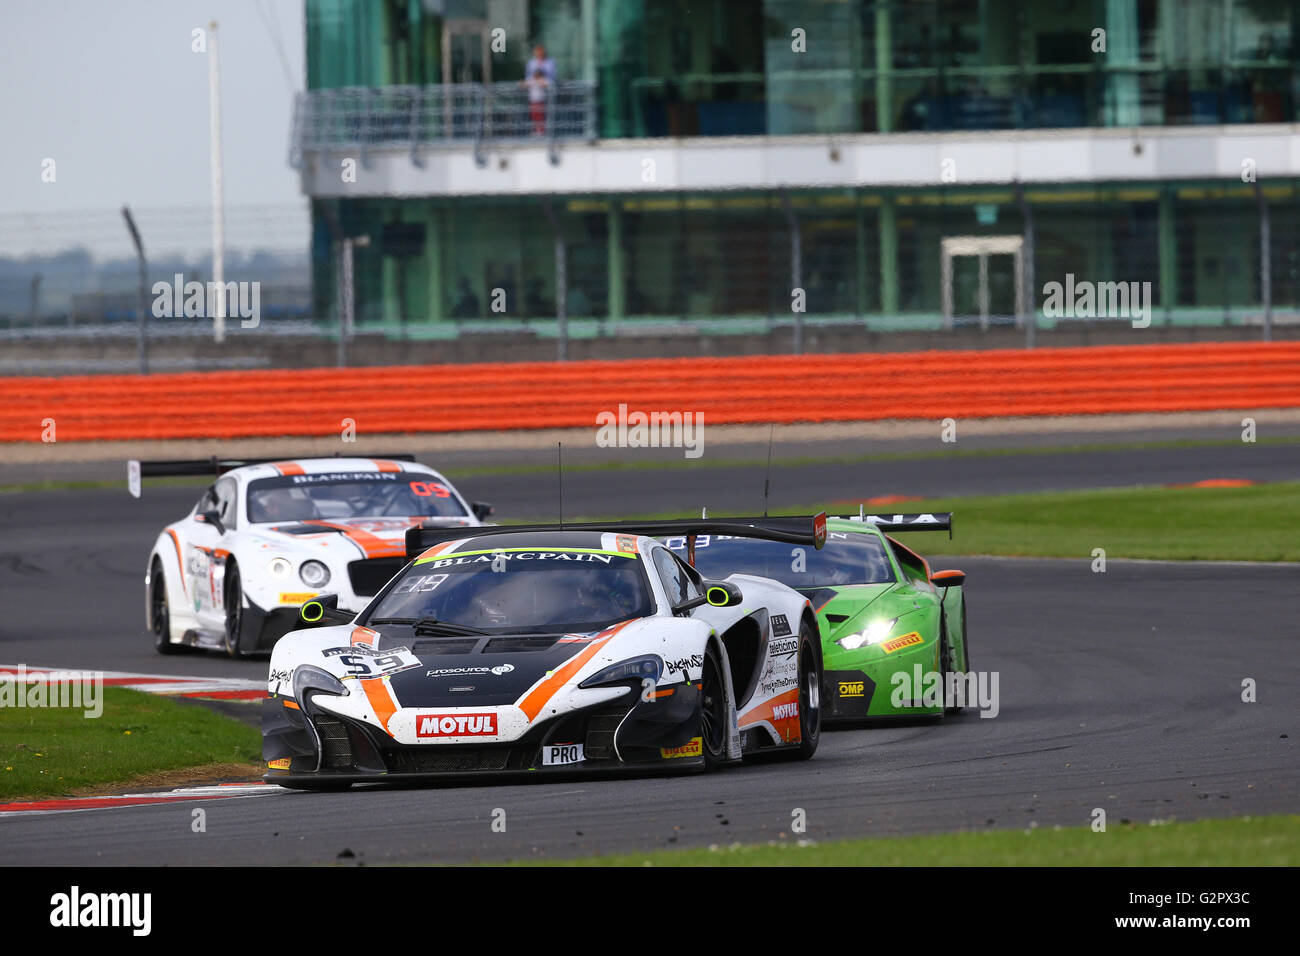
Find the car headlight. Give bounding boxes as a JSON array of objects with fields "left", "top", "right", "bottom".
[
  {"left": 579, "top": 655, "right": 664, "bottom": 688},
  {"left": 268, "top": 557, "right": 292, "bottom": 578},
  {"left": 299, "top": 560, "right": 330, "bottom": 588},
  {"left": 838, "top": 616, "right": 901, "bottom": 650},
  {"left": 291, "top": 665, "right": 350, "bottom": 703}
]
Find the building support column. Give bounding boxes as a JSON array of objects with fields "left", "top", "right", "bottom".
[
  {"left": 1016, "top": 183, "right": 1036, "bottom": 348},
  {"left": 855, "top": 197, "right": 870, "bottom": 321},
  {"left": 425, "top": 205, "right": 443, "bottom": 323},
  {"left": 607, "top": 201, "right": 625, "bottom": 322},
  {"left": 581, "top": 0, "right": 597, "bottom": 86},
  {"left": 879, "top": 194, "right": 899, "bottom": 315},
  {"left": 1158, "top": 187, "right": 1176, "bottom": 324},
  {"left": 382, "top": 211, "right": 400, "bottom": 328},
  {"left": 874, "top": 3, "right": 892, "bottom": 133},
  {"left": 1255, "top": 181, "right": 1272, "bottom": 341}
]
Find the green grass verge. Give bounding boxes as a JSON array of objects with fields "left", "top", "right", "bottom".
[
  {"left": 879, "top": 481, "right": 1300, "bottom": 562},
  {"left": 523, "top": 815, "right": 1300, "bottom": 866},
  {"left": 556, "top": 480, "right": 1300, "bottom": 563},
  {"left": 0, "top": 688, "right": 261, "bottom": 801}
]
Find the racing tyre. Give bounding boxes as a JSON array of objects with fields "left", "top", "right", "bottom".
[
  {"left": 940, "top": 607, "right": 963, "bottom": 716},
  {"left": 776, "top": 619, "right": 821, "bottom": 760},
  {"left": 150, "top": 560, "right": 185, "bottom": 655},
  {"left": 959, "top": 595, "right": 970, "bottom": 671},
  {"left": 223, "top": 562, "right": 246, "bottom": 659},
  {"left": 699, "top": 644, "right": 728, "bottom": 770},
  {"left": 793, "top": 619, "right": 821, "bottom": 759}
]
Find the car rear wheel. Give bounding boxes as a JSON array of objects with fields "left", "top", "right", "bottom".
[
  {"left": 793, "top": 620, "right": 821, "bottom": 759},
  {"left": 940, "top": 607, "right": 964, "bottom": 715},
  {"left": 699, "top": 645, "right": 728, "bottom": 769},
  {"left": 223, "top": 562, "right": 245, "bottom": 659},
  {"left": 151, "top": 560, "right": 185, "bottom": 655},
  {"left": 959, "top": 595, "right": 970, "bottom": 671}
]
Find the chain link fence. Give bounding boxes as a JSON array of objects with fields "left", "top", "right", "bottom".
[{"left": 3, "top": 184, "right": 1296, "bottom": 374}]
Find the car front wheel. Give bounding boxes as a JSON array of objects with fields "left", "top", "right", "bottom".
[
  {"left": 699, "top": 645, "right": 728, "bottom": 770},
  {"left": 223, "top": 562, "right": 245, "bottom": 659}
]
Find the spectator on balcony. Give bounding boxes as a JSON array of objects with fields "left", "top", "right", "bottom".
[
  {"left": 526, "top": 44, "right": 556, "bottom": 84},
  {"left": 566, "top": 282, "right": 591, "bottom": 318},
  {"left": 525, "top": 67, "right": 550, "bottom": 135},
  {"left": 450, "top": 277, "right": 480, "bottom": 319}
]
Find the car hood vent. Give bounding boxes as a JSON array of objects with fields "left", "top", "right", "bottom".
[
  {"left": 387, "top": 638, "right": 588, "bottom": 708},
  {"left": 482, "top": 635, "right": 561, "bottom": 653},
  {"left": 410, "top": 638, "right": 479, "bottom": 655}
]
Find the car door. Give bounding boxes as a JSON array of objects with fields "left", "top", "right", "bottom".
[
  {"left": 189, "top": 478, "right": 239, "bottom": 633},
  {"left": 183, "top": 485, "right": 222, "bottom": 626}
]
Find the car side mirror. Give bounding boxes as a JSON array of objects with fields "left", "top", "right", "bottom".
[
  {"left": 299, "top": 594, "right": 353, "bottom": 626},
  {"left": 931, "top": 569, "right": 966, "bottom": 588},
  {"left": 197, "top": 509, "right": 225, "bottom": 534},
  {"left": 702, "top": 580, "right": 743, "bottom": 608},
  {"left": 472, "top": 501, "right": 494, "bottom": 521}
]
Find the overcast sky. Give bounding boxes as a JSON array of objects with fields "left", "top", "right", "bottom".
[{"left": 0, "top": 0, "right": 307, "bottom": 255}]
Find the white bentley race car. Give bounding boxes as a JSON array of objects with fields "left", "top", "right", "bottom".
[{"left": 139, "top": 456, "right": 491, "bottom": 657}]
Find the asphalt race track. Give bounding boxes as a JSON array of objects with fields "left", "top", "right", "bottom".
[
  {"left": 0, "top": 444, "right": 1297, "bottom": 864},
  {"left": 2, "top": 439, "right": 1296, "bottom": 675}
]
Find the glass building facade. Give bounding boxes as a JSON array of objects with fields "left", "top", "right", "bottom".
[{"left": 301, "top": 0, "right": 1300, "bottom": 331}]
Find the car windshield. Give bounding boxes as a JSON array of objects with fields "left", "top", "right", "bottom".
[
  {"left": 665, "top": 531, "right": 895, "bottom": 588},
  {"left": 246, "top": 472, "right": 467, "bottom": 524},
  {"left": 365, "top": 547, "right": 653, "bottom": 634}
]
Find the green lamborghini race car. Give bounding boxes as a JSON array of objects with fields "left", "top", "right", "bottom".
[{"left": 667, "top": 512, "right": 969, "bottom": 720}]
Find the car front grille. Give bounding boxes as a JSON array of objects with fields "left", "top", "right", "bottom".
[
  {"left": 583, "top": 708, "right": 630, "bottom": 761},
  {"left": 384, "top": 747, "right": 516, "bottom": 774},
  {"left": 347, "top": 557, "right": 408, "bottom": 597},
  {"left": 314, "top": 714, "right": 354, "bottom": 769}
]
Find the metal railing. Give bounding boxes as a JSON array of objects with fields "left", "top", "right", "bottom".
[{"left": 290, "top": 81, "right": 597, "bottom": 168}]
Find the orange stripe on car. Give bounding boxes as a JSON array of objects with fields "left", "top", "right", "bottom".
[
  {"left": 416, "top": 541, "right": 459, "bottom": 562},
  {"left": 165, "top": 529, "right": 186, "bottom": 596},
  {"left": 517, "top": 620, "right": 634, "bottom": 722},
  {"left": 360, "top": 677, "right": 398, "bottom": 734},
  {"left": 738, "top": 687, "right": 801, "bottom": 739},
  {"left": 300, "top": 519, "right": 407, "bottom": 559},
  {"left": 271, "top": 461, "right": 305, "bottom": 476},
  {"left": 350, "top": 626, "right": 379, "bottom": 647},
  {"left": 370, "top": 459, "right": 403, "bottom": 473}
]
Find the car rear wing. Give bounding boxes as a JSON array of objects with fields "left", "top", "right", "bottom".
[
  {"left": 126, "top": 454, "right": 417, "bottom": 497},
  {"left": 834, "top": 509, "right": 954, "bottom": 538},
  {"left": 405, "top": 512, "right": 829, "bottom": 562}
]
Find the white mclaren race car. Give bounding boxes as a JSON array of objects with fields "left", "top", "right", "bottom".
[
  {"left": 262, "top": 514, "right": 827, "bottom": 788},
  {"left": 140, "top": 456, "right": 492, "bottom": 658}
]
